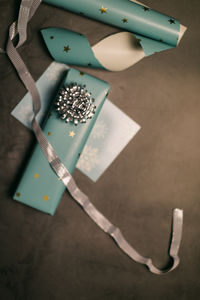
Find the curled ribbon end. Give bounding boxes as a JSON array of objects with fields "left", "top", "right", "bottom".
[{"left": 174, "top": 208, "right": 184, "bottom": 217}]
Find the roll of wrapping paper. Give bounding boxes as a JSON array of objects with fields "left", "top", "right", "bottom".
[
  {"left": 42, "top": 0, "right": 186, "bottom": 71},
  {"left": 13, "top": 68, "right": 110, "bottom": 215}
]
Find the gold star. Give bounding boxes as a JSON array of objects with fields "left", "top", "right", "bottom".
[
  {"left": 64, "top": 45, "right": 71, "bottom": 53},
  {"left": 34, "top": 173, "right": 39, "bottom": 179},
  {"left": 48, "top": 132, "right": 52, "bottom": 136},
  {"left": 168, "top": 19, "right": 175, "bottom": 24},
  {"left": 16, "top": 192, "right": 21, "bottom": 197},
  {"left": 43, "top": 195, "right": 49, "bottom": 201},
  {"left": 122, "top": 18, "right": 128, "bottom": 23},
  {"left": 99, "top": 6, "right": 107, "bottom": 14},
  {"left": 80, "top": 72, "right": 84, "bottom": 76},
  {"left": 69, "top": 131, "right": 76, "bottom": 138}
]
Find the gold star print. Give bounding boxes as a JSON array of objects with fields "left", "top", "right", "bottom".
[
  {"left": 64, "top": 45, "right": 71, "bottom": 53},
  {"left": 80, "top": 72, "right": 84, "bottom": 76},
  {"left": 168, "top": 19, "right": 175, "bottom": 24},
  {"left": 122, "top": 18, "right": 128, "bottom": 23},
  {"left": 99, "top": 6, "right": 107, "bottom": 14},
  {"left": 69, "top": 131, "right": 76, "bottom": 138},
  {"left": 16, "top": 192, "right": 21, "bottom": 197},
  {"left": 48, "top": 132, "right": 52, "bottom": 136},
  {"left": 43, "top": 195, "right": 50, "bottom": 201},
  {"left": 34, "top": 173, "right": 39, "bottom": 179}
]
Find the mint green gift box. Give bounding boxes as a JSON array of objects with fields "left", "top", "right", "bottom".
[{"left": 13, "top": 68, "right": 110, "bottom": 215}]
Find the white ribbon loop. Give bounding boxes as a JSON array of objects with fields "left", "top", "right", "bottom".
[{"left": 4, "top": 0, "right": 184, "bottom": 274}]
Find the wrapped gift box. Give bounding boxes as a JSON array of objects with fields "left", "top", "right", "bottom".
[{"left": 13, "top": 68, "right": 110, "bottom": 215}]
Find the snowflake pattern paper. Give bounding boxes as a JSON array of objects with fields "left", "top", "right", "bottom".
[
  {"left": 80, "top": 99, "right": 141, "bottom": 181},
  {"left": 77, "top": 145, "right": 100, "bottom": 172},
  {"left": 11, "top": 62, "right": 141, "bottom": 181}
]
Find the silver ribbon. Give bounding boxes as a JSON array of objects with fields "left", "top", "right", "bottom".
[{"left": 2, "top": 0, "right": 183, "bottom": 274}]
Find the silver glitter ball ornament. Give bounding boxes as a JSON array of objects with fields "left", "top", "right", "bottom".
[{"left": 55, "top": 83, "right": 96, "bottom": 125}]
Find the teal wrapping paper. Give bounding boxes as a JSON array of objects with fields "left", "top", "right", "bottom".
[
  {"left": 13, "top": 68, "right": 110, "bottom": 215},
  {"left": 43, "top": 0, "right": 180, "bottom": 45},
  {"left": 42, "top": 28, "right": 105, "bottom": 69},
  {"left": 42, "top": 0, "right": 186, "bottom": 71}
]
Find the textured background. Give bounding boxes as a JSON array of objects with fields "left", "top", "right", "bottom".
[{"left": 0, "top": 0, "right": 200, "bottom": 299}]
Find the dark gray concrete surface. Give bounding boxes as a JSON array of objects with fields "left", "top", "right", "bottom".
[{"left": 0, "top": 0, "right": 200, "bottom": 299}]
